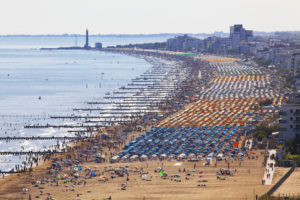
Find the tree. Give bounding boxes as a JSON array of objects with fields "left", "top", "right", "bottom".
[{"left": 255, "top": 130, "right": 267, "bottom": 140}]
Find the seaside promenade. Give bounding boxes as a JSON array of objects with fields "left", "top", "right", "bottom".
[{"left": 263, "top": 150, "right": 276, "bottom": 185}]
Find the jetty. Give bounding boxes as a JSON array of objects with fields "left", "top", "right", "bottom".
[
  {"left": 24, "top": 124, "right": 107, "bottom": 129},
  {"left": 0, "top": 136, "right": 83, "bottom": 141},
  {"left": 0, "top": 151, "right": 61, "bottom": 155}
]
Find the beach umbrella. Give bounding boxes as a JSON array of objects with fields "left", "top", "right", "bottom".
[
  {"left": 140, "top": 155, "right": 147, "bottom": 159},
  {"left": 91, "top": 172, "right": 96, "bottom": 177},
  {"left": 111, "top": 155, "right": 120, "bottom": 160},
  {"left": 178, "top": 153, "right": 186, "bottom": 158},
  {"left": 160, "top": 154, "right": 167, "bottom": 159},
  {"left": 233, "top": 142, "right": 239, "bottom": 147},
  {"left": 188, "top": 153, "right": 195, "bottom": 159},
  {"left": 140, "top": 155, "right": 147, "bottom": 161},
  {"left": 142, "top": 174, "right": 147, "bottom": 179}
]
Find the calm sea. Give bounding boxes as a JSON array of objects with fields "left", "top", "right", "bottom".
[{"left": 0, "top": 35, "right": 168, "bottom": 171}]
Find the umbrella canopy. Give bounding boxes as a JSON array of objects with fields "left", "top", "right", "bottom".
[
  {"left": 90, "top": 172, "right": 97, "bottom": 177},
  {"left": 142, "top": 174, "right": 147, "bottom": 179},
  {"left": 233, "top": 142, "right": 239, "bottom": 147},
  {"left": 178, "top": 153, "right": 186, "bottom": 158},
  {"left": 111, "top": 156, "right": 120, "bottom": 160}
]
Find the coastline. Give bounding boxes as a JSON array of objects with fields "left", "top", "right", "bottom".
[
  {"left": 0, "top": 48, "right": 154, "bottom": 173},
  {"left": 0, "top": 48, "right": 289, "bottom": 200},
  {"left": 0, "top": 49, "right": 199, "bottom": 199}
]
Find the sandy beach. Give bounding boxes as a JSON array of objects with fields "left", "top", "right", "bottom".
[
  {"left": 0, "top": 50, "right": 296, "bottom": 200},
  {"left": 0, "top": 150, "right": 273, "bottom": 200}
]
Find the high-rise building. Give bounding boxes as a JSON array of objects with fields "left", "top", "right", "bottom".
[
  {"left": 291, "top": 52, "right": 300, "bottom": 92},
  {"left": 279, "top": 93, "right": 300, "bottom": 140},
  {"left": 229, "top": 24, "right": 253, "bottom": 50},
  {"left": 232, "top": 33, "right": 241, "bottom": 49},
  {"left": 279, "top": 52, "right": 300, "bottom": 140},
  {"left": 291, "top": 52, "right": 300, "bottom": 77},
  {"left": 246, "top": 30, "right": 253, "bottom": 42}
]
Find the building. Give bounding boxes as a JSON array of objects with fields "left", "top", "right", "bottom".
[
  {"left": 245, "top": 30, "right": 253, "bottom": 42},
  {"left": 232, "top": 33, "right": 241, "bottom": 49},
  {"left": 291, "top": 52, "right": 300, "bottom": 91},
  {"left": 291, "top": 51, "right": 300, "bottom": 77},
  {"left": 230, "top": 24, "right": 243, "bottom": 38},
  {"left": 270, "top": 48, "right": 294, "bottom": 68},
  {"left": 84, "top": 29, "right": 91, "bottom": 49},
  {"left": 278, "top": 51, "right": 300, "bottom": 140},
  {"left": 166, "top": 35, "right": 203, "bottom": 52},
  {"left": 203, "top": 37, "right": 227, "bottom": 53},
  {"left": 240, "top": 41, "right": 249, "bottom": 54},
  {"left": 229, "top": 24, "right": 253, "bottom": 50},
  {"left": 279, "top": 92, "right": 300, "bottom": 140},
  {"left": 95, "top": 42, "right": 102, "bottom": 49}
]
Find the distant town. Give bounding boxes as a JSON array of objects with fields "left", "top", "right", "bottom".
[{"left": 112, "top": 25, "right": 300, "bottom": 73}]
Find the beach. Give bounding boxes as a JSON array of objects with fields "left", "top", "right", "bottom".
[
  {"left": 0, "top": 48, "right": 295, "bottom": 200},
  {"left": 0, "top": 151, "right": 272, "bottom": 200}
]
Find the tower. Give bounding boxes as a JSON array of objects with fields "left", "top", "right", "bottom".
[{"left": 84, "top": 29, "right": 90, "bottom": 49}]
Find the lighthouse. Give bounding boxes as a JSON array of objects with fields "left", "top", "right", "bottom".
[{"left": 84, "top": 29, "right": 91, "bottom": 49}]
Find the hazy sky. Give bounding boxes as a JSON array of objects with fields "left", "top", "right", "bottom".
[{"left": 1, "top": 0, "right": 299, "bottom": 34}]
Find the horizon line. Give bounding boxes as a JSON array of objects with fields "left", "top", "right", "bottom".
[
  {"left": 0, "top": 30, "right": 300, "bottom": 37},
  {"left": 0, "top": 32, "right": 225, "bottom": 36}
]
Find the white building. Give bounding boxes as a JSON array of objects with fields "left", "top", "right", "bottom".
[
  {"left": 291, "top": 52, "right": 300, "bottom": 91},
  {"left": 279, "top": 93, "right": 300, "bottom": 140}
]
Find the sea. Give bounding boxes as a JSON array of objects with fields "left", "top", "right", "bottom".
[{"left": 0, "top": 35, "right": 170, "bottom": 171}]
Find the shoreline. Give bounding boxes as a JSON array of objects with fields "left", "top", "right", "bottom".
[
  {"left": 0, "top": 49, "right": 291, "bottom": 200},
  {"left": 0, "top": 49, "right": 200, "bottom": 199},
  {"left": 0, "top": 49, "right": 182, "bottom": 173}
]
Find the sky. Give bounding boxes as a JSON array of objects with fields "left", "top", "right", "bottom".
[{"left": 0, "top": 0, "right": 300, "bottom": 35}]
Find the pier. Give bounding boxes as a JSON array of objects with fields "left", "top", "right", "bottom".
[
  {"left": 0, "top": 136, "right": 83, "bottom": 141},
  {"left": 0, "top": 151, "right": 61, "bottom": 155},
  {"left": 24, "top": 125, "right": 107, "bottom": 129}
]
